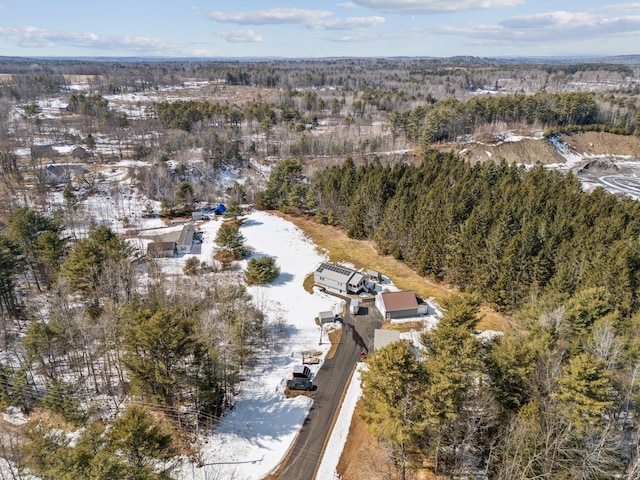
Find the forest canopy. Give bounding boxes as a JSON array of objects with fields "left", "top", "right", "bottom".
[{"left": 268, "top": 152, "right": 640, "bottom": 315}]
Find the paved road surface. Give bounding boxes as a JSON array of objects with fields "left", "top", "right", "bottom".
[{"left": 278, "top": 300, "right": 382, "bottom": 480}]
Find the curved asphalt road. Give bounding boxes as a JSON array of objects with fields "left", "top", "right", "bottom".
[{"left": 277, "top": 301, "right": 382, "bottom": 480}]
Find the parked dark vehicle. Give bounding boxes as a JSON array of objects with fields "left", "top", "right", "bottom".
[{"left": 287, "top": 378, "right": 313, "bottom": 391}]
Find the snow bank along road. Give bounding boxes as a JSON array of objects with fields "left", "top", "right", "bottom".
[{"left": 277, "top": 300, "right": 383, "bottom": 480}]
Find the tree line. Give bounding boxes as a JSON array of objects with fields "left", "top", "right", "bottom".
[
  {"left": 388, "top": 92, "right": 639, "bottom": 145},
  {"left": 264, "top": 153, "right": 640, "bottom": 315},
  {"left": 257, "top": 152, "right": 640, "bottom": 478}
]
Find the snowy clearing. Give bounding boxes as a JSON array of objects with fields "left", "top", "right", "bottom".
[{"left": 172, "top": 211, "right": 343, "bottom": 480}]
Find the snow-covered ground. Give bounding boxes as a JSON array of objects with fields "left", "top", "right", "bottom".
[
  {"left": 547, "top": 134, "right": 588, "bottom": 170},
  {"left": 170, "top": 211, "right": 344, "bottom": 480},
  {"left": 546, "top": 135, "right": 640, "bottom": 200}
]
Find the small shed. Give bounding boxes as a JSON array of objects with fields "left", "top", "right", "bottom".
[
  {"left": 374, "top": 329, "right": 401, "bottom": 351},
  {"left": 319, "top": 311, "right": 335, "bottom": 324},
  {"left": 192, "top": 211, "right": 205, "bottom": 222},
  {"left": 350, "top": 299, "right": 359, "bottom": 315},
  {"left": 72, "top": 146, "right": 90, "bottom": 159}
]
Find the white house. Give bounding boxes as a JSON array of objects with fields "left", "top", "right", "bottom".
[
  {"left": 314, "top": 262, "right": 366, "bottom": 295},
  {"left": 176, "top": 224, "right": 195, "bottom": 253}
]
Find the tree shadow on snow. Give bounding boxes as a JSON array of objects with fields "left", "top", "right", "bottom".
[
  {"left": 242, "top": 218, "right": 263, "bottom": 228},
  {"left": 271, "top": 272, "right": 293, "bottom": 286}
]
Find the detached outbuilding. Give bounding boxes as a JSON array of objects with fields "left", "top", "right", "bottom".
[
  {"left": 318, "top": 311, "right": 335, "bottom": 324},
  {"left": 376, "top": 290, "right": 427, "bottom": 320},
  {"left": 366, "top": 269, "right": 382, "bottom": 282}
]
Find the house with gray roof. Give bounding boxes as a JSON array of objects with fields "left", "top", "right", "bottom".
[
  {"left": 176, "top": 224, "right": 195, "bottom": 254},
  {"left": 147, "top": 241, "right": 177, "bottom": 258},
  {"left": 314, "top": 262, "right": 366, "bottom": 295}
]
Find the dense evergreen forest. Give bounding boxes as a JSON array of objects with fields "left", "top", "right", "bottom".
[
  {"left": 262, "top": 153, "right": 640, "bottom": 314},
  {"left": 261, "top": 152, "right": 640, "bottom": 478}
]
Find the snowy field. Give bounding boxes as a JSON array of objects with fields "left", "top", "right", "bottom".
[{"left": 169, "top": 211, "right": 347, "bottom": 480}]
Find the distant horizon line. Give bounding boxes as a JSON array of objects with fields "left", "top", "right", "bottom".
[{"left": 0, "top": 53, "right": 639, "bottom": 63}]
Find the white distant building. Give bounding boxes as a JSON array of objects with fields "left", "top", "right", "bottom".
[{"left": 176, "top": 224, "right": 195, "bottom": 253}]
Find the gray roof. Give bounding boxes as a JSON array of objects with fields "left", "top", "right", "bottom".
[
  {"left": 177, "top": 224, "right": 195, "bottom": 247},
  {"left": 348, "top": 272, "right": 364, "bottom": 286},
  {"left": 147, "top": 241, "right": 176, "bottom": 255},
  {"left": 374, "top": 329, "right": 401, "bottom": 351},
  {"left": 316, "top": 262, "right": 356, "bottom": 283}
]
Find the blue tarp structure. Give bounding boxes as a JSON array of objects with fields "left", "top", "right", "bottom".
[{"left": 213, "top": 203, "right": 226, "bottom": 215}]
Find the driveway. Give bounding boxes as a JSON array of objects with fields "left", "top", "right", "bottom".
[{"left": 277, "top": 297, "right": 382, "bottom": 480}]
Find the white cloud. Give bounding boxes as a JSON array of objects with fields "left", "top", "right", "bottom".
[
  {"left": 0, "top": 25, "right": 209, "bottom": 56},
  {"left": 500, "top": 11, "right": 597, "bottom": 29},
  {"left": 217, "top": 29, "right": 264, "bottom": 43},
  {"left": 350, "top": 0, "right": 523, "bottom": 14},
  {"left": 338, "top": 2, "right": 359, "bottom": 7},
  {"left": 427, "top": 10, "right": 640, "bottom": 45},
  {"left": 328, "top": 31, "right": 404, "bottom": 42},
  {"left": 206, "top": 8, "right": 333, "bottom": 25},
  {"left": 601, "top": 3, "right": 640, "bottom": 11},
  {"left": 206, "top": 7, "right": 384, "bottom": 30},
  {"left": 321, "top": 16, "right": 385, "bottom": 29}
]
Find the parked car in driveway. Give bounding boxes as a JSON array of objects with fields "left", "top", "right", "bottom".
[{"left": 286, "top": 377, "right": 314, "bottom": 391}]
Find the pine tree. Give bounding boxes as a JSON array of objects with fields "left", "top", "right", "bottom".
[
  {"left": 107, "top": 406, "right": 174, "bottom": 476},
  {"left": 361, "top": 341, "right": 424, "bottom": 480},
  {"left": 215, "top": 222, "right": 247, "bottom": 260},
  {"left": 245, "top": 256, "right": 280, "bottom": 285},
  {"left": 0, "top": 235, "right": 22, "bottom": 319},
  {"left": 6, "top": 207, "right": 65, "bottom": 290},
  {"left": 122, "top": 304, "right": 195, "bottom": 406},
  {"left": 555, "top": 352, "right": 614, "bottom": 431}
]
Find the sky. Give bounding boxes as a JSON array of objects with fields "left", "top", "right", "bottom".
[{"left": 0, "top": 1, "right": 639, "bottom": 58}]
